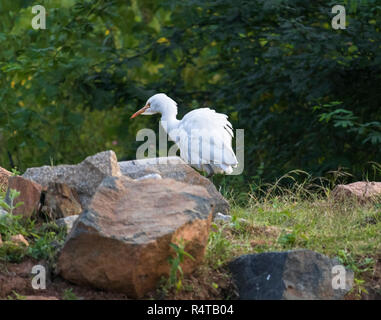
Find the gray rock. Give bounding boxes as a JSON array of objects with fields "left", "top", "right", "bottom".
[
  {"left": 119, "top": 157, "right": 229, "bottom": 216},
  {"left": 229, "top": 249, "right": 353, "bottom": 300},
  {"left": 57, "top": 175, "right": 214, "bottom": 298},
  {"left": 119, "top": 157, "right": 184, "bottom": 178},
  {"left": 23, "top": 150, "right": 122, "bottom": 208},
  {"left": 56, "top": 215, "right": 79, "bottom": 234}
]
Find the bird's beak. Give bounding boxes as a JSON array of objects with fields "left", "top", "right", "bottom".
[{"left": 130, "top": 104, "right": 150, "bottom": 119}]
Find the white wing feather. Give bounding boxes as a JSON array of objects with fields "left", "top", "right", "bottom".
[{"left": 168, "top": 108, "right": 238, "bottom": 173}]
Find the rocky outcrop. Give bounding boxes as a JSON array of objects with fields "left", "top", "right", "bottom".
[
  {"left": 23, "top": 151, "right": 121, "bottom": 208},
  {"left": 332, "top": 182, "right": 381, "bottom": 203},
  {"left": 5, "top": 176, "right": 43, "bottom": 218},
  {"left": 58, "top": 175, "right": 214, "bottom": 298},
  {"left": 229, "top": 250, "right": 353, "bottom": 300},
  {"left": 119, "top": 157, "right": 229, "bottom": 216}
]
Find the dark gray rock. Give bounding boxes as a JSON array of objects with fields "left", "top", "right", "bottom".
[
  {"left": 229, "top": 250, "right": 353, "bottom": 300},
  {"left": 119, "top": 157, "right": 229, "bottom": 216}
]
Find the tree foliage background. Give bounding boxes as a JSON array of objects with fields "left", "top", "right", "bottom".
[{"left": 0, "top": 0, "right": 380, "bottom": 188}]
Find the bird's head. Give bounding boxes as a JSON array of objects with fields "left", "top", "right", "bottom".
[{"left": 130, "top": 93, "right": 177, "bottom": 119}]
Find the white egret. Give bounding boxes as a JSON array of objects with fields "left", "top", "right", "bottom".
[{"left": 131, "top": 93, "right": 238, "bottom": 176}]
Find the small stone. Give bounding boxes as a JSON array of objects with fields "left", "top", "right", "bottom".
[
  {"left": 214, "top": 212, "right": 232, "bottom": 222},
  {"left": 134, "top": 173, "right": 162, "bottom": 181},
  {"left": 10, "top": 234, "right": 29, "bottom": 247},
  {"left": 56, "top": 215, "right": 79, "bottom": 234}
]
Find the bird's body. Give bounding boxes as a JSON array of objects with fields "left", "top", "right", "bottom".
[{"left": 131, "top": 93, "right": 238, "bottom": 176}]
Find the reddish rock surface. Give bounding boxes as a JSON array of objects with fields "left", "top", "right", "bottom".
[
  {"left": 332, "top": 181, "right": 381, "bottom": 203},
  {"left": 58, "top": 175, "right": 214, "bottom": 298},
  {"left": 5, "top": 176, "right": 43, "bottom": 218}
]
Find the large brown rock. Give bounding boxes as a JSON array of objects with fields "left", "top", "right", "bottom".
[
  {"left": 5, "top": 176, "right": 43, "bottom": 218},
  {"left": 23, "top": 150, "right": 121, "bottom": 208},
  {"left": 58, "top": 175, "right": 214, "bottom": 298},
  {"left": 0, "top": 167, "right": 11, "bottom": 193},
  {"left": 119, "top": 157, "right": 229, "bottom": 216},
  {"left": 332, "top": 182, "right": 381, "bottom": 203}
]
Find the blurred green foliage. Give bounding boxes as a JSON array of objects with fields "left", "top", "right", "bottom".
[{"left": 0, "top": 0, "right": 380, "bottom": 187}]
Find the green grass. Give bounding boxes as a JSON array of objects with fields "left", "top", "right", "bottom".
[
  {"left": 0, "top": 190, "right": 67, "bottom": 265},
  {"left": 62, "top": 288, "right": 78, "bottom": 300},
  {"left": 227, "top": 196, "right": 381, "bottom": 261},
  {"left": 205, "top": 173, "right": 381, "bottom": 298},
  {"left": 0, "top": 213, "right": 67, "bottom": 265}
]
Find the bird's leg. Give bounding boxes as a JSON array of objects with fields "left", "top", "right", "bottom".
[{"left": 205, "top": 164, "right": 215, "bottom": 180}]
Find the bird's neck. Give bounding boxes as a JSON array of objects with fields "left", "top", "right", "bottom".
[
  {"left": 158, "top": 101, "right": 180, "bottom": 139},
  {"left": 160, "top": 108, "right": 180, "bottom": 145},
  {"left": 160, "top": 110, "right": 180, "bottom": 137}
]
